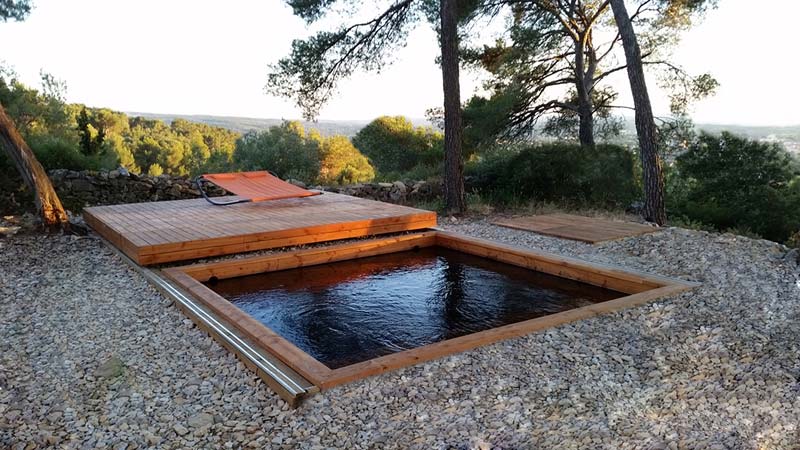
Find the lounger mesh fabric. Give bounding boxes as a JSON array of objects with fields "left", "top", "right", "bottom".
[{"left": 202, "top": 171, "right": 320, "bottom": 202}]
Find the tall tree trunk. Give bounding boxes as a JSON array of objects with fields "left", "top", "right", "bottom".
[
  {"left": 576, "top": 96, "right": 595, "bottom": 148},
  {"left": 609, "top": 0, "right": 666, "bottom": 225},
  {"left": 440, "top": 0, "right": 466, "bottom": 214},
  {"left": 0, "top": 103, "right": 69, "bottom": 230},
  {"left": 573, "top": 38, "right": 595, "bottom": 147}
]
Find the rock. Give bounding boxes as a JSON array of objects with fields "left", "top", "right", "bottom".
[
  {"left": 0, "top": 226, "right": 21, "bottom": 237},
  {"left": 187, "top": 412, "right": 214, "bottom": 428},
  {"left": 626, "top": 201, "right": 645, "bottom": 215},
  {"left": 70, "top": 179, "right": 95, "bottom": 192},
  {"left": 167, "top": 184, "right": 183, "bottom": 198},
  {"left": 3, "top": 225, "right": 800, "bottom": 450},
  {"left": 42, "top": 169, "right": 441, "bottom": 210},
  {"left": 5, "top": 409, "right": 21, "bottom": 422},
  {"left": 784, "top": 248, "right": 799, "bottom": 265},
  {"left": 287, "top": 179, "right": 307, "bottom": 189},
  {"left": 95, "top": 355, "right": 125, "bottom": 380}
]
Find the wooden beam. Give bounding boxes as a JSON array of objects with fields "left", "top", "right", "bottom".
[
  {"left": 162, "top": 268, "right": 332, "bottom": 385},
  {"left": 164, "top": 230, "right": 697, "bottom": 391},
  {"left": 434, "top": 231, "right": 675, "bottom": 294},
  {"left": 139, "top": 217, "right": 436, "bottom": 265},
  {"left": 178, "top": 231, "right": 438, "bottom": 282}
]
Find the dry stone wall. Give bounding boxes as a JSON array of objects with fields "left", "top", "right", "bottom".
[{"left": 46, "top": 169, "right": 441, "bottom": 211}]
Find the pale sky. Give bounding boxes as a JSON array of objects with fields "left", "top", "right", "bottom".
[{"left": 0, "top": 0, "right": 797, "bottom": 126}]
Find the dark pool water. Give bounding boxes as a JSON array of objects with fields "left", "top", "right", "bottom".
[{"left": 208, "top": 247, "right": 623, "bottom": 369}]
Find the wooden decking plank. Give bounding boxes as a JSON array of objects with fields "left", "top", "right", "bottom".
[
  {"left": 137, "top": 217, "right": 437, "bottom": 265},
  {"left": 85, "top": 192, "right": 437, "bottom": 265},
  {"left": 492, "top": 214, "right": 657, "bottom": 243}
]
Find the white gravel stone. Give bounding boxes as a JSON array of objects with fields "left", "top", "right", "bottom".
[{"left": 1, "top": 218, "right": 799, "bottom": 449}]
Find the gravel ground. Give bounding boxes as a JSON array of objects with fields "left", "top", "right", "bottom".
[{"left": 1, "top": 217, "right": 800, "bottom": 449}]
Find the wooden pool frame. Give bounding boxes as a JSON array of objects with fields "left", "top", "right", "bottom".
[{"left": 163, "top": 230, "right": 696, "bottom": 391}]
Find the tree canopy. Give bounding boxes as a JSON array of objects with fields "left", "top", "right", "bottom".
[
  {"left": 233, "top": 121, "right": 322, "bottom": 181},
  {"left": 0, "top": 70, "right": 240, "bottom": 177},
  {"left": 351, "top": 116, "right": 443, "bottom": 175},
  {"left": 232, "top": 120, "right": 375, "bottom": 185},
  {"left": 0, "top": 0, "right": 31, "bottom": 22},
  {"left": 266, "top": 0, "right": 503, "bottom": 212},
  {"left": 671, "top": 132, "right": 800, "bottom": 241},
  {"left": 268, "top": 0, "right": 423, "bottom": 120},
  {"left": 460, "top": 0, "right": 718, "bottom": 147},
  {"left": 318, "top": 135, "right": 375, "bottom": 184}
]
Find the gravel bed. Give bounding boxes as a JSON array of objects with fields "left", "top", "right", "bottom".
[{"left": 1, "top": 218, "right": 799, "bottom": 449}]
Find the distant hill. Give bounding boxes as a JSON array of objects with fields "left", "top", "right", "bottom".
[
  {"left": 610, "top": 117, "right": 800, "bottom": 154},
  {"left": 129, "top": 111, "right": 800, "bottom": 154},
  {"left": 672, "top": 121, "right": 799, "bottom": 154},
  {"left": 127, "top": 112, "right": 430, "bottom": 137}
]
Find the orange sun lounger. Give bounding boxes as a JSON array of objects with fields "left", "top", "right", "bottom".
[{"left": 197, "top": 171, "right": 320, "bottom": 205}]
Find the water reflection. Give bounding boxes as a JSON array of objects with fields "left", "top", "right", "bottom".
[{"left": 209, "top": 248, "right": 623, "bottom": 369}]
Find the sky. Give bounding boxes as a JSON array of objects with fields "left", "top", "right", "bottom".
[{"left": 0, "top": 0, "right": 797, "bottom": 126}]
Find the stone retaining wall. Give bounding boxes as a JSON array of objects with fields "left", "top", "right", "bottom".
[{"left": 47, "top": 169, "right": 441, "bottom": 211}]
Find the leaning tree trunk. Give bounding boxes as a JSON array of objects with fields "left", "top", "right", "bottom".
[
  {"left": 609, "top": 0, "right": 666, "bottom": 225},
  {"left": 0, "top": 103, "right": 69, "bottom": 230},
  {"left": 440, "top": 0, "right": 466, "bottom": 214}
]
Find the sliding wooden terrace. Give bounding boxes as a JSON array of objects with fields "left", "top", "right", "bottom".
[{"left": 84, "top": 192, "right": 437, "bottom": 265}]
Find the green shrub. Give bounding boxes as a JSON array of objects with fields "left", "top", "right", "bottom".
[
  {"left": 787, "top": 230, "right": 800, "bottom": 249},
  {"left": 147, "top": 163, "right": 164, "bottom": 176},
  {"left": 669, "top": 132, "right": 800, "bottom": 242},
  {"left": 666, "top": 215, "right": 716, "bottom": 233},
  {"left": 467, "top": 143, "right": 639, "bottom": 208},
  {"left": 376, "top": 162, "right": 442, "bottom": 183},
  {"left": 233, "top": 121, "right": 320, "bottom": 182},
  {"left": 29, "top": 135, "right": 120, "bottom": 172},
  {"left": 317, "top": 135, "right": 375, "bottom": 185},
  {"left": 352, "top": 116, "right": 443, "bottom": 175}
]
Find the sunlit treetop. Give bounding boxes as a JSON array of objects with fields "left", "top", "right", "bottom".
[
  {"left": 0, "top": 0, "right": 32, "bottom": 22},
  {"left": 267, "top": 0, "right": 506, "bottom": 119}
]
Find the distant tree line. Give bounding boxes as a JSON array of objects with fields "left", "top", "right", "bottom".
[
  {"left": 0, "top": 71, "right": 441, "bottom": 186},
  {"left": 2, "top": 65, "right": 798, "bottom": 245}
]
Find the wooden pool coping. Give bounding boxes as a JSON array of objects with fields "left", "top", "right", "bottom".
[{"left": 162, "top": 230, "right": 697, "bottom": 390}]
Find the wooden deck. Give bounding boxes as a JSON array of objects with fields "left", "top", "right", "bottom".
[
  {"left": 492, "top": 213, "right": 658, "bottom": 243},
  {"left": 84, "top": 193, "right": 437, "bottom": 265}
]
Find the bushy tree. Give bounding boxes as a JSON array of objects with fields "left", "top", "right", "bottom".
[
  {"left": 233, "top": 121, "right": 320, "bottom": 182},
  {"left": 0, "top": 0, "right": 31, "bottom": 22},
  {"left": 103, "top": 133, "right": 138, "bottom": 172},
  {"left": 170, "top": 118, "right": 238, "bottom": 174},
  {"left": 468, "top": 143, "right": 639, "bottom": 207},
  {"left": 318, "top": 135, "right": 375, "bottom": 185},
  {"left": 76, "top": 107, "right": 105, "bottom": 156},
  {"left": 671, "top": 132, "right": 800, "bottom": 241},
  {"left": 128, "top": 118, "right": 190, "bottom": 175},
  {"left": 266, "top": 0, "right": 498, "bottom": 213},
  {"left": 352, "top": 116, "right": 443, "bottom": 175},
  {"left": 0, "top": 71, "right": 73, "bottom": 139},
  {"left": 0, "top": 71, "right": 239, "bottom": 178}
]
